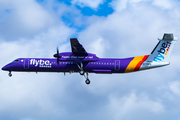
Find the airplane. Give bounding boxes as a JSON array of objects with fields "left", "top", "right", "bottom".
[{"left": 2, "top": 33, "right": 177, "bottom": 85}]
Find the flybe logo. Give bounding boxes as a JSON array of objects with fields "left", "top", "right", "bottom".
[
  {"left": 153, "top": 42, "right": 171, "bottom": 62},
  {"left": 30, "top": 59, "right": 52, "bottom": 68}
]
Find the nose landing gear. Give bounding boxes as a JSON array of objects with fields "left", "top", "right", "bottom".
[{"left": 8, "top": 71, "right": 12, "bottom": 77}]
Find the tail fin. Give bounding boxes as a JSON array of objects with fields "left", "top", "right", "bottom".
[{"left": 146, "top": 33, "right": 177, "bottom": 62}]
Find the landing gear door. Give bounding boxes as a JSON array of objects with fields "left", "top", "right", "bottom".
[
  {"left": 115, "top": 60, "right": 120, "bottom": 70},
  {"left": 24, "top": 59, "right": 29, "bottom": 69}
]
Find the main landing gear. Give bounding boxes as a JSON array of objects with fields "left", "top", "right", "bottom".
[
  {"left": 76, "top": 63, "right": 90, "bottom": 85},
  {"left": 76, "top": 63, "right": 85, "bottom": 75},
  {"left": 8, "top": 71, "right": 12, "bottom": 77},
  {"left": 84, "top": 73, "right": 90, "bottom": 85}
]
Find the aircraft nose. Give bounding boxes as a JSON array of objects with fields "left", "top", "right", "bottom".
[{"left": 2, "top": 64, "right": 10, "bottom": 71}]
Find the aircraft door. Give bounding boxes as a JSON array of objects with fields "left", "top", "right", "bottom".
[
  {"left": 115, "top": 60, "right": 120, "bottom": 70},
  {"left": 24, "top": 59, "right": 29, "bottom": 69}
]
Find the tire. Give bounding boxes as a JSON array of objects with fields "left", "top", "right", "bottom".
[
  {"left": 79, "top": 70, "right": 85, "bottom": 75},
  {"left": 8, "top": 73, "right": 12, "bottom": 77},
  {"left": 85, "top": 79, "right": 90, "bottom": 85}
]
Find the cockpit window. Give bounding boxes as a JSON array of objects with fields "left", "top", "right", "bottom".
[{"left": 12, "top": 59, "right": 19, "bottom": 62}]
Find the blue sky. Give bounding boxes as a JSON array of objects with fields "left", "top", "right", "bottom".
[
  {"left": 35, "top": 0, "right": 114, "bottom": 34},
  {"left": 56, "top": 0, "right": 114, "bottom": 16},
  {"left": 0, "top": 0, "right": 180, "bottom": 120}
]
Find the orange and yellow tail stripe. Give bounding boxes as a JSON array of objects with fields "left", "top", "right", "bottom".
[{"left": 125, "top": 55, "right": 149, "bottom": 73}]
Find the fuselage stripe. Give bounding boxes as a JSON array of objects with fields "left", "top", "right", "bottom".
[
  {"left": 124, "top": 55, "right": 149, "bottom": 73},
  {"left": 134, "top": 55, "right": 149, "bottom": 71},
  {"left": 124, "top": 56, "right": 144, "bottom": 73}
]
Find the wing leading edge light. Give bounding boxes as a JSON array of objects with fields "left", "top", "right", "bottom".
[{"left": 2, "top": 33, "right": 177, "bottom": 84}]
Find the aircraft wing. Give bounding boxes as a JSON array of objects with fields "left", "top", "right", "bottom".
[{"left": 70, "top": 38, "right": 88, "bottom": 56}]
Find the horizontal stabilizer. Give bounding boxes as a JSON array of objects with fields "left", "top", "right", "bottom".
[{"left": 162, "top": 33, "right": 174, "bottom": 40}]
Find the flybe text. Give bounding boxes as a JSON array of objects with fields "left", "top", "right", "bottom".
[
  {"left": 30, "top": 59, "right": 52, "bottom": 67},
  {"left": 154, "top": 42, "right": 171, "bottom": 62},
  {"left": 157, "top": 42, "right": 171, "bottom": 55}
]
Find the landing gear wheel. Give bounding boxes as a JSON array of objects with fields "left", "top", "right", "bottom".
[
  {"left": 8, "top": 72, "right": 12, "bottom": 77},
  {"left": 79, "top": 70, "right": 85, "bottom": 75},
  {"left": 85, "top": 79, "right": 90, "bottom": 85}
]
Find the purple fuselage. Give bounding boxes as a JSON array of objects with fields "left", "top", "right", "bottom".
[{"left": 2, "top": 57, "right": 134, "bottom": 74}]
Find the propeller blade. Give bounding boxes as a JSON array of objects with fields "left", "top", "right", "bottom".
[
  {"left": 56, "top": 47, "right": 59, "bottom": 65},
  {"left": 53, "top": 47, "right": 60, "bottom": 65}
]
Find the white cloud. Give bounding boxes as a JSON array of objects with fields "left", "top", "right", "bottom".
[
  {"left": 71, "top": 0, "right": 104, "bottom": 9},
  {"left": 110, "top": 0, "right": 175, "bottom": 12},
  {"left": 0, "top": 0, "right": 58, "bottom": 39},
  {"left": 169, "top": 81, "right": 180, "bottom": 96},
  {"left": 0, "top": 72, "right": 68, "bottom": 119},
  {"left": 108, "top": 92, "right": 164, "bottom": 119},
  {"left": 14, "top": 0, "right": 54, "bottom": 31},
  {"left": 110, "top": 0, "right": 129, "bottom": 11},
  {"left": 130, "top": 0, "right": 145, "bottom": 3},
  {"left": 89, "top": 37, "right": 110, "bottom": 57},
  {"left": 153, "top": 0, "right": 172, "bottom": 9}
]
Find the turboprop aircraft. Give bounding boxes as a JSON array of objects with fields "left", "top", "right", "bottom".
[{"left": 2, "top": 33, "right": 177, "bottom": 84}]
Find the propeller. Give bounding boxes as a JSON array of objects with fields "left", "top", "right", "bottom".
[{"left": 53, "top": 47, "right": 60, "bottom": 65}]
